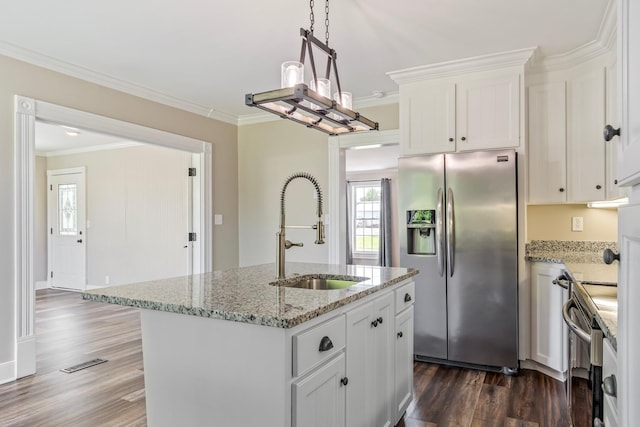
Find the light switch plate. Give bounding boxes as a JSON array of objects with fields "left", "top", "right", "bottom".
[
  {"left": 214, "top": 214, "right": 223, "bottom": 225},
  {"left": 572, "top": 216, "right": 584, "bottom": 232}
]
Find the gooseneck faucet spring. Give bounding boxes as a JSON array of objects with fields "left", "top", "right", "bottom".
[{"left": 277, "top": 172, "right": 325, "bottom": 279}]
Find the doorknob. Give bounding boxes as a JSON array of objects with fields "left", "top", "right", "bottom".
[{"left": 77, "top": 239, "right": 83, "bottom": 243}]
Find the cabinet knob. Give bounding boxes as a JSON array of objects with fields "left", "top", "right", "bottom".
[
  {"left": 603, "top": 374, "right": 617, "bottom": 397},
  {"left": 615, "top": 179, "right": 618, "bottom": 184},
  {"left": 318, "top": 336, "right": 334, "bottom": 352},
  {"left": 340, "top": 377, "right": 349, "bottom": 386},
  {"left": 377, "top": 317, "right": 383, "bottom": 324},
  {"left": 460, "top": 136, "right": 466, "bottom": 141},
  {"left": 397, "top": 331, "right": 403, "bottom": 338},
  {"left": 603, "top": 124, "right": 620, "bottom": 142},
  {"left": 404, "top": 293, "right": 412, "bottom": 302},
  {"left": 596, "top": 184, "right": 602, "bottom": 190},
  {"left": 559, "top": 188, "right": 565, "bottom": 193},
  {"left": 371, "top": 320, "right": 378, "bottom": 327},
  {"left": 603, "top": 248, "right": 620, "bottom": 265},
  {"left": 448, "top": 137, "right": 454, "bottom": 142}
]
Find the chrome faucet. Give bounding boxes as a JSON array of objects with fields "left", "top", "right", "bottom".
[{"left": 277, "top": 172, "right": 325, "bottom": 279}]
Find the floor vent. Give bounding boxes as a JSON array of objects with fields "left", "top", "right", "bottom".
[{"left": 60, "top": 358, "right": 108, "bottom": 373}]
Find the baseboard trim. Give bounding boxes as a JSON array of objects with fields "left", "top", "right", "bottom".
[
  {"left": 35, "top": 280, "right": 49, "bottom": 290},
  {"left": 520, "top": 359, "right": 567, "bottom": 382},
  {"left": 0, "top": 360, "right": 16, "bottom": 385},
  {"left": 16, "top": 336, "right": 36, "bottom": 379}
]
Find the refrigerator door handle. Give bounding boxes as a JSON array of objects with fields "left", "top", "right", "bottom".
[
  {"left": 446, "top": 187, "right": 455, "bottom": 277},
  {"left": 436, "top": 187, "right": 445, "bottom": 277}
]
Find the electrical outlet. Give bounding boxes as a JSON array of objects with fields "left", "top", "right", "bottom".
[
  {"left": 105, "top": 275, "right": 110, "bottom": 285},
  {"left": 571, "top": 216, "right": 584, "bottom": 232}
]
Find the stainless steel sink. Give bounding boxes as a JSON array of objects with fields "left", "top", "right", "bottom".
[{"left": 271, "top": 275, "right": 368, "bottom": 290}]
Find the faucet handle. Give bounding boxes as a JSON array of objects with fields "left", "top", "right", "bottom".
[
  {"left": 315, "top": 220, "right": 325, "bottom": 244},
  {"left": 284, "top": 240, "right": 303, "bottom": 249}
]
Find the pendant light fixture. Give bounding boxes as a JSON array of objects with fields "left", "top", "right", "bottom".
[{"left": 245, "top": 0, "right": 378, "bottom": 136}]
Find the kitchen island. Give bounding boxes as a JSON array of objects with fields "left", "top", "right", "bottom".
[{"left": 83, "top": 262, "right": 418, "bottom": 427}]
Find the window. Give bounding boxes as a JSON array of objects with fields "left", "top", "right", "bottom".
[
  {"left": 350, "top": 181, "right": 381, "bottom": 257},
  {"left": 58, "top": 183, "right": 78, "bottom": 236}
]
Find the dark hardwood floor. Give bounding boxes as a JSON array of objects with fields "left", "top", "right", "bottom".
[{"left": 0, "top": 289, "right": 576, "bottom": 426}]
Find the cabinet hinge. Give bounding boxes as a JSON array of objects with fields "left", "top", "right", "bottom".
[
  {"left": 188, "top": 168, "right": 197, "bottom": 177},
  {"left": 188, "top": 232, "right": 197, "bottom": 242},
  {"left": 50, "top": 271, "right": 53, "bottom": 278}
]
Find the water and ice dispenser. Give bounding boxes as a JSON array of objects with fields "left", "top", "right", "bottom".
[{"left": 406, "top": 209, "right": 436, "bottom": 255}]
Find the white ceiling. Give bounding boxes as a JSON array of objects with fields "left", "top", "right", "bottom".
[
  {"left": 1, "top": 0, "right": 610, "bottom": 123},
  {"left": 35, "top": 121, "right": 139, "bottom": 155}
]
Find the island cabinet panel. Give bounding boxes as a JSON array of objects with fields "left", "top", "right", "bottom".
[
  {"left": 292, "top": 352, "right": 346, "bottom": 427},
  {"left": 345, "top": 292, "right": 395, "bottom": 427},
  {"left": 395, "top": 305, "right": 414, "bottom": 422},
  {"left": 293, "top": 315, "right": 345, "bottom": 377}
]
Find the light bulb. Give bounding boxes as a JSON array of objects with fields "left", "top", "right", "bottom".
[{"left": 281, "top": 61, "right": 304, "bottom": 88}]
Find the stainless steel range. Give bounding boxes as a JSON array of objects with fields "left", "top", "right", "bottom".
[{"left": 561, "top": 272, "right": 617, "bottom": 427}]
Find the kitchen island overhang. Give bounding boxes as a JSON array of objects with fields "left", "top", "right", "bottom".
[{"left": 82, "top": 262, "right": 418, "bottom": 427}]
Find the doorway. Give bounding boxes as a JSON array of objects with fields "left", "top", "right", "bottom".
[{"left": 14, "top": 95, "right": 212, "bottom": 379}]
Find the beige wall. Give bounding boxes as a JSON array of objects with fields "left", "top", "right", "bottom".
[
  {"left": 237, "top": 103, "right": 399, "bottom": 267},
  {"left": 35, "top": 156, "right": 48, "bottom": 283},
  {"left": 527, "top": 204, "right": 618, "bottom": 241},
  {"left": 0, "top": 54, "right": 238, "bottom": 367}
]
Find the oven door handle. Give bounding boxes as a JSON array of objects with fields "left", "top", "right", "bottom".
[{"left": 562, "top": 299, "right": 592, "bottom": 344}]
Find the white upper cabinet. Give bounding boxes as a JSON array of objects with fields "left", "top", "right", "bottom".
[
  {"left": 456, "top": 73, "right": 520, "bottom": 152},
  {"left": 567, "top": 67, "right": 607, "bottom": 202},
  {"left": 389, "top": 49, "right": 534, "bottom": 157},
  {"left": 605, "top": 62, "right": 627, "bottom": 199},
  {"left": 528, "top": 82, "right": 567, "bottom": 203}
]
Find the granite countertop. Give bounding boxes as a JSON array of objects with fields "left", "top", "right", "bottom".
[
  {"left": 525, "top": 240, "right": 618, "bottom": 348},
  {"left": 82, "top": 262, "right": 418, "bottom": 329}
]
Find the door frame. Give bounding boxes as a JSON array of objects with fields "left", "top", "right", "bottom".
[
  {"left": 327, "top": 129, "right": 400, "bottom": 264},
  {"left": 13, "top": 95, "right": 213, "bottom": 379},
  {"left": 46, "top": 166, "right": 87, "bottom": 291}
]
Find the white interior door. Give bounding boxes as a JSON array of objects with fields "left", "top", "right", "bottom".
[{"left": 47, "top": 167, "right": 86, "bottom": 291}]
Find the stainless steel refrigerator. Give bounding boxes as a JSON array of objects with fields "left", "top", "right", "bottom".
[{"left": 398, "top": 149, "right": 518, "bottom": 372}]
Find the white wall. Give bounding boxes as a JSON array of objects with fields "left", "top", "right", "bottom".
[{"left": 45, "top": 145, "right": 193, "bottom": 287}]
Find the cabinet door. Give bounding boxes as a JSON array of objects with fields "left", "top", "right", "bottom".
[
  {"left": 400, "top": 81, "right": 456, "bottom": 155},
  {"left": 528, "top": 82, "right": 567, "bottom": 203},
  {"left": 456, "top": 74, "right": 520, "bottom": 151},
  {"left": 293, "top": 352, "right": 346, "bottom": 427},
  {"left": 530, "top": 263, "right": 568, "bottom": 373},
  {"left": 345, "top": 292, "right": 394, "bottom": 427},
  {"left": 617, "top": 0, "right": 640, "bottom": 186},
  {"left": 395, "top": 306, "right": 414, "bottom": 424},
  {"left": 567, "top": 67, "right": 606, "bottom": 202},
  {"left": 605, "top": 62, "right": 627, "bottom": 200}
]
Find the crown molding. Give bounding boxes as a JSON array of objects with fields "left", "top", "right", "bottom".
[
  {"left": 529, "top": 0, "right": 616, "bottom": 73},
  {"left": 0, "top": 41, "right": 237, "bottom": 125},
  {"left": 236, "top": 91, "right": 399, "bottom": 126},
  {"left": 387, "top": 47, "right": 538, "bottom": 84}
]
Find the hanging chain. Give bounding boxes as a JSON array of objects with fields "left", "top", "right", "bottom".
[
  {"left": 309, "top": 0, "right": 315, "bottom": 34},
  {"left": 324, "top": 0, "right": 330, "bottom": 46}
]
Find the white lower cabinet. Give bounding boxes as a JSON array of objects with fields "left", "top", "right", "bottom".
[
  {"left": 346, "top": 292, "right": 394, "bottom": 427},
  {"left": 293, "top": 280, "right": 415, "bottom": 427},
  {"left": 292, "top": 352, "right": 346, "bottom": 427},
  {"left": 601, "top": 337, "right": 618, "bottom": 427},
  {"left": 394, "top": 305, "right": 414, "bottom": 421},
  {"left": 530, "top": 263, "right": 568, "bottom": 374}
]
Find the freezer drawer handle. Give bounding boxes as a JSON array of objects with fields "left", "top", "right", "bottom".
[
  {"left": 318, "top": 336, "right": 334, "bottom": 352},
  {"left": 404, "top": 293, "right": 412, "bottom": 303}
]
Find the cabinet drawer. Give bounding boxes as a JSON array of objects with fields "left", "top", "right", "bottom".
[
  {"left": 293, "top": 315, "right": 345, "bottom": 377},
  {"left": 395, "top": 281, "right": 415, "bottom": 314}
]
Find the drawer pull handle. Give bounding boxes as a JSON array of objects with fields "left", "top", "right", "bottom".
[
  {"left": 340, "top": 377, "right": 349, "bottom": 386},
  {"left": 318, "top": 336, "right": 334, "bottom": 352},
  {"left": 371, "top": 320, "right": 378, "bottom": 328},
  {"left": 397, "top": 331, "right": 403, "bottom": 338},
  {"left": 404, "top": 293, "right": 412, "bottom": 303},
  {"left": 603, "top": 374, "right": 617, "bottom": 397},
  {"left": 377, "top": 317, "right": 383, "bottom": 324}
]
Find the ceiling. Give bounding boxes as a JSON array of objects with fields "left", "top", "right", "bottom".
[
  {"left": 35, "top": 121, "right": 140, "bottom": 155},
  {"left": 1, "top": 0, "right": 611, "bottom": 124}
]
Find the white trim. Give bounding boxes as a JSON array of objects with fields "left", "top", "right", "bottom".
[
  {"left": 0, "top": 361, "right": 16, "bottom": 385},
  {"left": 47, "top": 166, "right": 86, "bottom": 177},
  {"left": 15, "top": 337, "right": 36, "bottom": 379},
  {"left": 13, "top": 95, "right": 214, "bottom": 380},
  {"left": 327, "top": 129, "right": 400, "bottom": 265},
  {"left": 519, "top": 359, "right": 566, "bottom": 382},
  {"left": 0, "top": 41, "right": 236, "bottom": 125},
  {"left": 38, "top": 141, "right": 145, "bottom": 158},
  {"left": 387, "top": 48, "right": 537, "bottom": 84}
]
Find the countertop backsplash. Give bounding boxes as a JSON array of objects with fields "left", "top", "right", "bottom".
[{"left": 525, "top": 240, "right": 618, "bottom": 264}]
